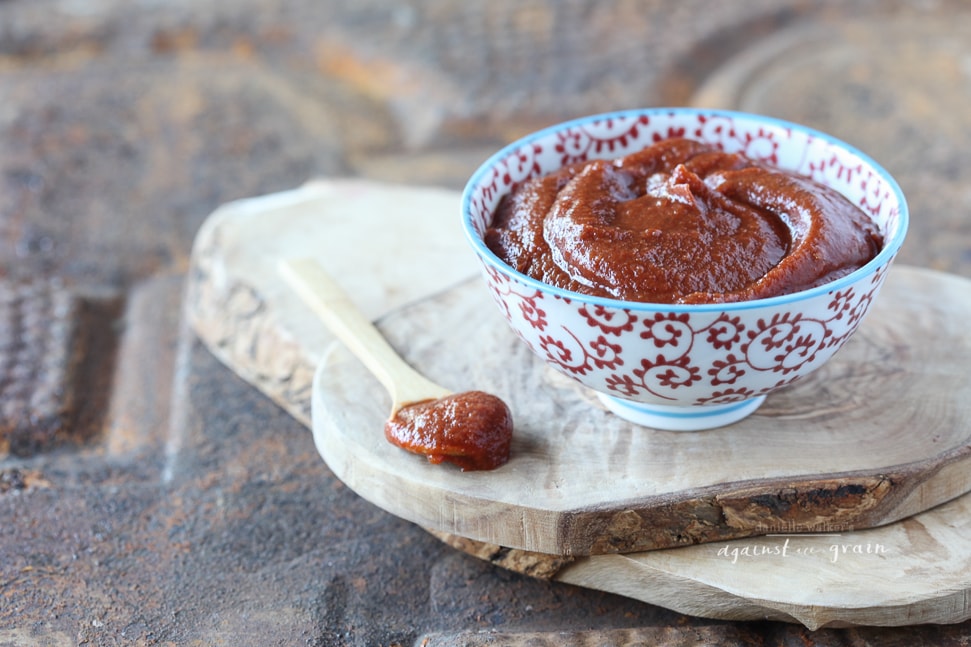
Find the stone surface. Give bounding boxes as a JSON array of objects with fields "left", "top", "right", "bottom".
[{"left": 2, "top": 0, "right": 971, "bottom": 644}]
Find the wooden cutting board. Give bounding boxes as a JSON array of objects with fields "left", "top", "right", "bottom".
[{"left": 186, "top": 179, "right": 971, "bottom": 628}]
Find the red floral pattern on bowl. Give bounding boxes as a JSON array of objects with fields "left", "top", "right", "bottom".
[{"left": 461, "top": 109, "right": 908, "bottom": 431}]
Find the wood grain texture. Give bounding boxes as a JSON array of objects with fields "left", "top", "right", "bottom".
[
  {"left": 435, "top": 491, "right": 971, "bottom": 628},
  {"left": 186, "top": 178, "right": 481, "bottom": 425},
  {"left": 186, "top": 180, "right": 971, "bottom": 627},
  {"left": 312, "top": 267, "right": 971, "bottom": 556},
  {"left": 556, "top": 500, "right": 971, "bottom": 629}
]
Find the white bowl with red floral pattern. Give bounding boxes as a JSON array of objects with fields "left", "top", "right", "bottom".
[{"left": 461, "top": 108, "right": 908, "bottom": 431}]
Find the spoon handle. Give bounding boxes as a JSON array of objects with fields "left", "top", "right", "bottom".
[{"left": 278, "top": 258, "right": 451, "bottom": 409}]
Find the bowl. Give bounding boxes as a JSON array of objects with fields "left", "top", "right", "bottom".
[{"left": 460, "top": 108, "right": 908, "bottom": 431}]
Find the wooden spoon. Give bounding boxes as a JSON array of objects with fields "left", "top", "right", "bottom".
[
  {"left": 279, "top": 258, "right": 451, "bottom": 408},
  {"left": 278, "top": 258, "right": 513, "bottom": 471}
]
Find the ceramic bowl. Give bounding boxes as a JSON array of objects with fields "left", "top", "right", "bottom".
[{"left": 461, "top": 108, "right": 908, "bottom": 431}]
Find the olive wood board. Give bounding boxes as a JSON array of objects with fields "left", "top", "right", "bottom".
[
  {"left": 312, "top": 266, "right": 971, "bottom": 556},
  {"left": 186, "top": 179, "right": 971, "bottom": 628}
]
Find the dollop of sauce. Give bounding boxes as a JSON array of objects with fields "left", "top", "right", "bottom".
[
  {"left": 384, "top": 391, "right": 513, "bottom": 471},
  {"left": 485, "top": 138, "right": 883, "bottom": 304}
]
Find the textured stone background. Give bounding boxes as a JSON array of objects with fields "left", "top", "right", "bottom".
[{"left": 1, "top": 0, "right": 970, "bottom": 644}]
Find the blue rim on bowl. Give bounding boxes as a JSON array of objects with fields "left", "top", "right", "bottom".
[{"left": 461, "top": 108, "right": 908, "bottom": 313}]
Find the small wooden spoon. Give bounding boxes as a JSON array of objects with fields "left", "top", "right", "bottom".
[
  {"left": 279, "top": 258, "right": 451, "bottom": 408},
  {"left": 278, "top": 258, "right": 512, "bottom": 471}
]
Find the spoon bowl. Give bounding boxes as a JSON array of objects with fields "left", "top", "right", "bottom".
[{"left": 279, "top": 258, "right": 513, "bottom": 471}]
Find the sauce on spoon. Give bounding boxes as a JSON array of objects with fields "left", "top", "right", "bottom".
[{"left": 385, "top": 391, "right": 513, "bottom": 471}]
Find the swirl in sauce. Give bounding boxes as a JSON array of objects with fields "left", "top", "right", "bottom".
[
  {"left": 485, "top": 138, "right": 883, "bottom": 304},
  {"left": 384, "top": 391, "right": 513, "bottom": 471}
]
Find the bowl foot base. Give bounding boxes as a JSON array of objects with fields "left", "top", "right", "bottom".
[{"left": 596, "top": 394, "right": 767, "bottom": 431}]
